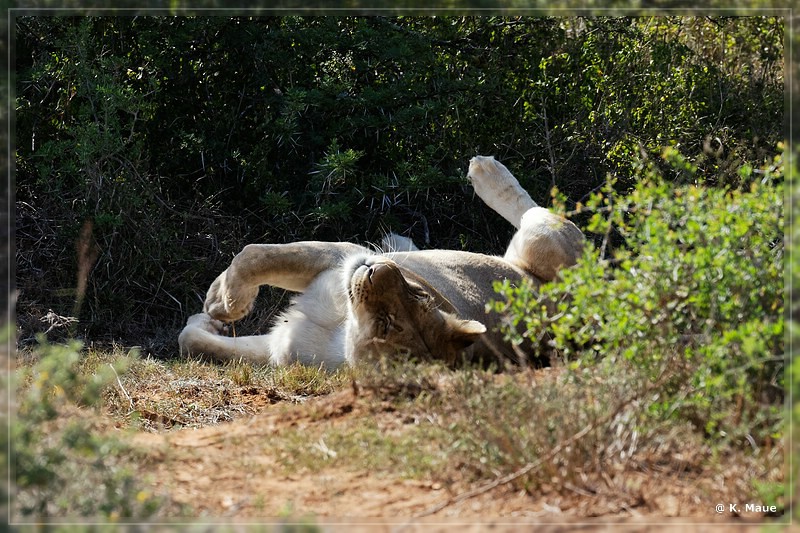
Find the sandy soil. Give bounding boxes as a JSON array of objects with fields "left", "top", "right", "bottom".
[{"left": 126, "top": 386, "right": 783, "bottom": 530}]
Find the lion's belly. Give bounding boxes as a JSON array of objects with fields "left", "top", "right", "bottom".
[{"left": 387, "top": 250, "right": 526, "bottom": 309}]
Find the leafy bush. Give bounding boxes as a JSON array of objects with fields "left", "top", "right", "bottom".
[
  {"left": 11, "top": 338, "right": 163, "bottom": 519},
  {"left": 491, "top": 149, "right": 784, "bottom": 445},
  {"left": 450, "top": 151, "right": 785, "bottom": 508}
]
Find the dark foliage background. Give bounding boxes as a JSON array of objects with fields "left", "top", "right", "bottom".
[{"left": 14, "top": 16, "right": 784, "bottom": 353}]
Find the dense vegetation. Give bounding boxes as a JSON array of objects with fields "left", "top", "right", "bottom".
[
  {"left": 491, "top": 149, "right": 784, "bottom": 449},
  {"left": 15, "top": 16, "right": 784, "bottom": 349}
]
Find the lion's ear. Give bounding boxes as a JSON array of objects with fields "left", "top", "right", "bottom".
[{"left": 444, "top": 315, "right": 486, "bottom": 350}]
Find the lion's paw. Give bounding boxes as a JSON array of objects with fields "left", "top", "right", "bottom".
[
  {"left": 467, "top": 156, "right": 535, "bottom": 229},
  {"left": 179, "top": 313, "right": 229, "bottom": 357},
  {"left": 203, "top": 269, "right": 258, "bottom": 322},
  {"left": 184, "top": 312, "right": 229, "bottom": 335}
]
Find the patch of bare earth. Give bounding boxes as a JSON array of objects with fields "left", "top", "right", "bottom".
[{"left": 123, "top": 370, "right": 782, "bottom": 529}]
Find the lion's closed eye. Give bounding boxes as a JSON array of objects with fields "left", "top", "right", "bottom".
[
  {"left": 376, "top": 315, "right": 390, "bottom": 335},
  {"left": 379, "top": 314, "right": 403, "bottom": 335}
]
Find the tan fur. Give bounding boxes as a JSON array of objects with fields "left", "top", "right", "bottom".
[{"left": 179, "top": 156, "right": 584, "bottom": 368}]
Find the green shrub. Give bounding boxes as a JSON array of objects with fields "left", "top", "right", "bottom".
[
  {"left": 12, "top": 338, "right": 162, "bottom": 519},
  {"left": 491, "top": 148, "right": 784, "bottom": 445}
]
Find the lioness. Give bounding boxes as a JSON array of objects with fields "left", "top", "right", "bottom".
[{"left": 179, "top": 156, "right": 584, "bottom": 368}]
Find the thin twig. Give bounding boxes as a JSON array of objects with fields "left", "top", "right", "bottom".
[
  {"left": 599, "top": 192, "right": 614, "bottom": 260},
  {"left": 541, "top": 96, "right": 558, "bottom": 189},
  {"left": 109, "top": 363, "right": 134, "bottom": 412}
]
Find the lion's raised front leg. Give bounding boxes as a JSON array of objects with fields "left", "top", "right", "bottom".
[
  {"left": 467, "top": 155, "right": 537, "bottom": 229},
  {"left": 203, "top": 241, "right": 368, "bottom": 322}
]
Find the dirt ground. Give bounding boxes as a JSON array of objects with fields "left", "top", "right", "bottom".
[{"left": 125, "top": 384, "right": 785, "bottom": 530}]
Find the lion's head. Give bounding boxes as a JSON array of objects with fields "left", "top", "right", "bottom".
[{"left": 343, "top": 257, "right": 486, "bottom": 365}]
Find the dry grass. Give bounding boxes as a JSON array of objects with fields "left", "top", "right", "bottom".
[
  {"left": 16, "top": 341, "right": 350, "bottom": 433},
  {"left": 102, "top": 351, "right": 349, "bottom": 431},
  {"left": 12, "top": 345, "right": 787, "bottom": 521}
]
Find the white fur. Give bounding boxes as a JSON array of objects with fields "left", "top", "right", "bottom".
[
  {"left": 259, "top": 269, "right": 349, "bottom": 367},
  {"left": 380, "top": 233, "right": 419, "bottom": 252}
]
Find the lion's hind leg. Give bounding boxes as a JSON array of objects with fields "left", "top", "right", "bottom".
[
  {"left": 178, "top": 313, "right": 274, "bottom": 365},
  {"left": 503, "top": 207, "right": 585, "bottom": 282},
  {"left": 467, "top": 155, "right": 585, "bottom": 280}
]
